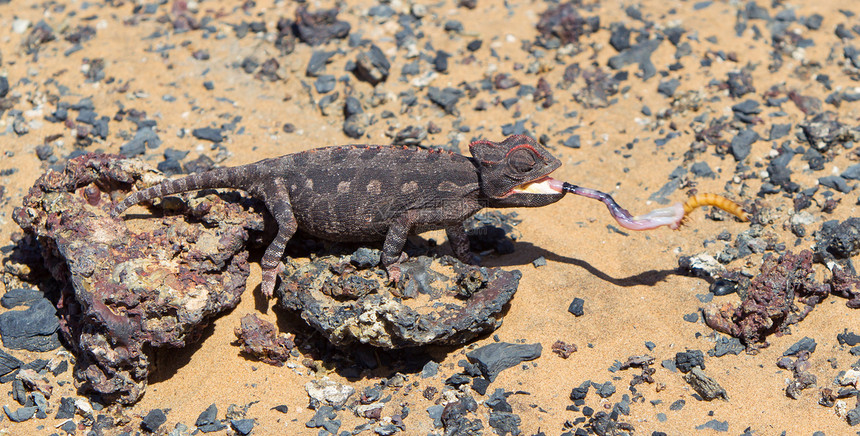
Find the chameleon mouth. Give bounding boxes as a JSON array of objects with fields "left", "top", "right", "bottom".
[{"left": 510, "top": 177, "right": 564, "bottom": 195}]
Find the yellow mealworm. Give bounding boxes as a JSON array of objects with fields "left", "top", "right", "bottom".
[{"left": 682, "top": 193, "right": 749, "bottom": 222}]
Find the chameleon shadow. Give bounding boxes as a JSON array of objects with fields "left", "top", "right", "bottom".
[{"left": 481, "top": 241, "right": 681, "bottom": 288}]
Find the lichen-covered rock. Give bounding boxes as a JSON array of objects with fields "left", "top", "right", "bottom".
[
  {"left": 276, "top": 250, "right": 521, "bottom": 349},
  {"left": 703, "top": 250, "right": 830, "bottom": 349},
  {"left": 12, "top": 153, "right": 261, "bottom": 404},
  {"left": 234, "top": 313, "right": 295, "bottom": 366}
]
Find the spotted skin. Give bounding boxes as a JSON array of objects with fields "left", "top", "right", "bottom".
[{"left": 112, "top": 135, "right": 564, "bottom": 297}]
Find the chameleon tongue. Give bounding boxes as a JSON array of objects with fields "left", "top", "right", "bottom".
[{"left": 560, "top": 182, "right": 685, "bottom": 230}]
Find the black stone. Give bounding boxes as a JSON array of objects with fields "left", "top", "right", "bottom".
[
  {"left": 488, "top": 411, "right": 521, "bottom": 435},
  {"left": 669, "top": 399, "right": 685, "bottom": 410},
  {"left": 674, "top": 349, "right": 705, "bottom": 373},
  {"left": 568, "top": 298, "right": 585, "bottom": 316},
  {"left": 570, "top": 380, "right": 590, "bottom": 400},
  {"left": 609, "top": 24, "right": 631, "bottom": 52},
  {"left": 0, "top": 349, "right": 22, "bottom": 377},
  {"left": 0, "top": 298, "right": 61, "bottom": 352},
  {"left": 485, "top": 389, "right": 512, "bottom": 412},
  {"left": 192, "top": 127, "right": 224, "bottom": 143},
  {"left": 353, "top": 45, "right": 390, "bottom": 85},
  {"left": 563, "top": 135, "right": 581, "bottom": 148},
  {"left": 838, "top": 330, "right": 860, "bottom": 346},
  {"left": 730, "top": 129, "right": 759, "bottom": 161},
  {"left": 472, "top": 377, "right": 490, "bottom": 395},
  {"left": 421, "top": 361, "right": 439, "bottom": 378},
  {"left": 1, "top": 289, "right": 44, "bottom": 309},
  {"left": 272, "top": 405, "right": 289, "bottom": 414},
  {"left": 770, "top": 124, "right": 792, "bottom": 140},
  {"left": 4, "top": 405, "right": 37, "bottom": 422},
  {"left": 445, "top": 373, "right": 471, "bottom": 387},
  {"left": 696, "top": 420, "right": 729, "bottom": 431},
  {"left": 843, "top": 164, "right": 860, "bottom": 180},
  {"left": 427, "top": 87, "right": 463, "bottom": 114},
  {"left": 731, "top": 99, "right": 761, "bottom": 115},
  {"left": 657, "top": 78, "right": 680, "bottom": 97},
  {"left": 607, "top": 39, "right": 661, "bottom": 80},
  {"left": 141, "top": 409, "right": 167, "bottom": 432},
  {"left": 306, "top": 405, "right": 339, "bottom": 432},
  {"left": 120, "top": 126, "right": 161, "bottom": 157},
  {"left": 690, "top": 162, "right": 715, "bottom": 178},
  {"left": 231, "top": 418, "right": 255, "bottom": 435},
  {"left": 466, "top": 342, "right": 542, "bottom": 382},
  {"left": 0, "top": 76, "right": 8, "bottom": 98},
  {"left": 55, "top": 397, "right": 76, "bottom": 420},
  {"left": 196, "top": 403, "right": 226, "bottom": 432},
  {"left": 711, "top": 335, "right": 744, "bottom": 357},
  {"left": 779, "top": 340, "right": 817, "bottom": 361},
  {"left": 819, "top": 176, "right": 852, "bottom": 193},
  {"left": 594, "top": 381, "right": 615, "bottom": 398},
  {"left": 343, "top": 96, "right": 363, "bottom": 117}
]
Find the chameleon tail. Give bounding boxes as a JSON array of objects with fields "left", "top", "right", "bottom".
[{"left": 111, "top": 164, "right": 255, "bottom": 217}]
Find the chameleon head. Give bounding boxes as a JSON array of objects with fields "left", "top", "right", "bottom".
[{"left": 469, "top": 135, "right": 565, "bottom": 207}]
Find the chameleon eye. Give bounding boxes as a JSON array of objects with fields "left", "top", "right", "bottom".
[{"left": 509, "top": 149, "right": 536, "bottom": 173}]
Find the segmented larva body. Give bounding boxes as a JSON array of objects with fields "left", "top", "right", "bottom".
[{"left": 682, "top": 193, "right": 749, "bottom": 222}]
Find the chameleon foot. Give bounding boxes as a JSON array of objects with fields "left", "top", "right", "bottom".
[{"left": 260, "top": 262, "right": 285, "bottom": 298}]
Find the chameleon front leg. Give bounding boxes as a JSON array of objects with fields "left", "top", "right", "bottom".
[
  {"left": 260, "top": 182, "right": 297, "bottom": 298},
  {"left": 381, "top": 213, "right": 414, "bottom": 283},
  {"left": 446, "top": 223, "right": 480, "bottom": 265}
]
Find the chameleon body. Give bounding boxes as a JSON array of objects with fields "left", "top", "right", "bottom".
[{"left": 112, "top": 135, "right": 565, "bottom": 297}]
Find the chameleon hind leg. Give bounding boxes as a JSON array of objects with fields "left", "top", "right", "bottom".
[{"left": 259, "top": 182, "right": 297, "bottom": 298}]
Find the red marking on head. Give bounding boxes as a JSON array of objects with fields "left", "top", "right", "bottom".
[
  {"left": 468, "top": 139, "right": 495, "bottom": 150},
  {"left": 505, "top": 143, "right": 539, "bottom": 157}
]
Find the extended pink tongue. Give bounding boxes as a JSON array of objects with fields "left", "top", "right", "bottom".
[{"left": 559, "top": 181, "right": 685, "bottom": 231}]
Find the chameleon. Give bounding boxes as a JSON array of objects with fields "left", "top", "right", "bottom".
[
  {"left": 112, "top": 135, "right": 567, "bottom": 298},
  {"left": 113, "top": 134, "right": 748, "bottom": 298}
]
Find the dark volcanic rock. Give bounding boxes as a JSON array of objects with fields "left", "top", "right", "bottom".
[
  {"left": 12, "top": 154, "right": 259, "bottom": 404},
  {"left": 815, "top": 218, "right": 860, "bottom": 262},
  {"left": 466, "top": 342, "right": 542, "bottom": 382},
  {"left": 1, "top": 288, "right": 48, "bottom": 309},
  {"left": 276, "top": 252, "right": 521, "bottom": 349},
  {"left": 353, "top": 45, "right": 390, "bottom": 85},
  {"left": 196, "top": 403, "right": 226, "bottom": 432},
  {"left": 730, "top": 129, "right": 759, "bottom": 161},
  {"left": 0, "top": 297, "right": 61, "bottom": 352},
  {"left": 192, "top": 127, "right": 224, "bottom": 143},
  {"left": 141, "top": 408, "right": 167, "bottom": 432},
  {"left": 0, "top": 348, "right": 23, "bottom": 376},
  {"left": 684, "top": 368, "right": 728, "bottom": 401},
  {"left": 4, "top": 405, "right": 37, "bottom": 422},
  {"left": 293, "top": 6, "right": 350, "bottom": 46},
  {"left": 608, "top": 38, "right": 662, "bottom": 80}
]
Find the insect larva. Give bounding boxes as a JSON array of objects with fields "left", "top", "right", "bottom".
[{"left": 682, "top": 193, "right": 749, "bottom": 222}]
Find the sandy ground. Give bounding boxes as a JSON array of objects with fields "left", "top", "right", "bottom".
[{"left": 0, "top": 0, "right": 859, "bottom": 434}]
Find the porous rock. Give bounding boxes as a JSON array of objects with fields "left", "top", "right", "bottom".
[
  {"left": 703, "top": 250, "right": 829, "bottom": 348},
  {"left": 234, "top": 313, "right": 295, "bottom": 366},
  {"left": 276, "top": 251, "right": 521, "bottom": 349},
  {"left": 12, "top": 154, "right": 260, "bottom": 404}
]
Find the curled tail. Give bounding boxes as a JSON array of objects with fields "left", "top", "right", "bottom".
[{"left": 111, "top": 164, "right": 256, "bottom": 217}]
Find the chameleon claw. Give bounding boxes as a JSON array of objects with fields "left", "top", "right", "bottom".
[
  {"left": 260, "top": 262, "right": 285, "bottom": 298},
  {"left": 386, "top": 264, "right": 402, "bottom": 284}
]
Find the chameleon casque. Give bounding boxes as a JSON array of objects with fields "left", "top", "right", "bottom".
[{"left": 113, "top": 135, "right": 566, "bottom": 297}]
